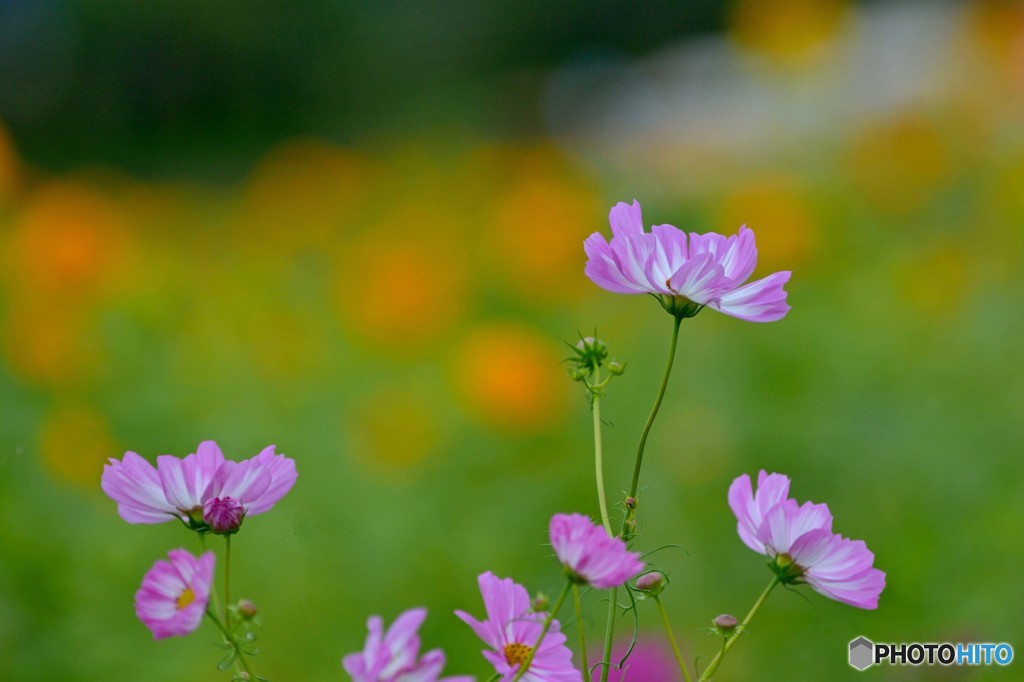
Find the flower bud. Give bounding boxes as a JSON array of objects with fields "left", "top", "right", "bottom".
[
  {"left": 237, "top": 599, "right": 258, "bottom": 620},
  {"left": 572, "top": 336, "right": 609, "bottom": 371},
  {"left": 635, "top": 571, "right": 666, "bottom": 596},
  {"left": 713, "top": 614, "right": 738, "bottom": 635},
  {"left": 567, "top": 366, "right": 587, "bottom": 382},
  {"left": 531, "top": 592, "right": 550, "bottom": 612},
  {"left": 769, "top": 552, "right": 805, "bottom": 583},
  {"left": 203, "top": 496, "right": 245, "bottom": 534},
  {"left": 607, "top": 361, "right": 625, "bottom": 376},
  {"left": 624, "top": 496, "right": 637, "bottom": 511}
]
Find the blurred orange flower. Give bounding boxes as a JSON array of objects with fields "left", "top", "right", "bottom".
[
  {"left": 8, "top": 181, "right": 133, "bottom": 297},
  {"left": 333, "top": 203, "right": 470, "bottom": 352},
  {"left": 452, "top": 323, "right": 567, "bottom": 432},
  {"left": 486, "top": 174, "right": 601, "bottom": 304}
]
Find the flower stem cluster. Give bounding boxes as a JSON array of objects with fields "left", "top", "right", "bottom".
[
  {"left": 104, "top": 198, "right": 886, "bottom": 682},
  {"left": 103, "top": 441, "right": 297, "bottom": 679}
]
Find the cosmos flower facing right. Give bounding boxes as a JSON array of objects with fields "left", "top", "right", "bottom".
[{"left": 584, "top": 200, "right": 791, "bottom": 322}]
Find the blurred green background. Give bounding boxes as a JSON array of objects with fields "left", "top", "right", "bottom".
[{"left": 1, "top": 0, "right": 1022, "bottom": 680}]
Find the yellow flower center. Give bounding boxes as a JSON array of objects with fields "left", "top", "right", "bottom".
[
  {"left": 176, "top": 587, "right": 196, "bottom": 610},
  {"left": 504, "top": 642, "right": 533, "bottom": 667}
]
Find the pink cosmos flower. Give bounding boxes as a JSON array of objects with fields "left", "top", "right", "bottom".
[
  {"left": 342, "top": 608, "right": 472, "bottom": 682},
  {"left": 549, "top": 513, "right": 643, "bottom": 589},
  {"left": 101, "top": 441, "right": 297, "bottom": 530},
  {"left": 729, "top": 471, "right": 886, "bottom": 609},
  {"left": 584, "top": 200, "right": 791, "bottom": 322},
  {"left": 456, "top": 572, "right": 581, "bottom": 682},
  {"left": 134, "top": 548, "right": 214, "bottom": 639}
]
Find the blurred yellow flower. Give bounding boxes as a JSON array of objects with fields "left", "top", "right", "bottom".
[
  {"left": 240, "top": 137, "right": 364, "bottom": 252},
  {"left": 39, "top": 403, "right": 117, "bottom": 490},
  {"left": 890, "top": 241, "right": 971, "bottom": 320},
  {"left": 347, "top": 385, "right": 444, "bottom": 477},
  {"left": 3, "top": 297, "right": 102, "bottom": 389},
  {"left": 486, "top": 173, "right": 601, "bottom": 304},
  {"left": 717, "top": 174, "right": 817, "bottom": 271},
  {"left": 730, "top": 0, "right": 849, "bottom": 66},
  {"left": 847, "top": 115, "right": 953, "bottom": 216}
]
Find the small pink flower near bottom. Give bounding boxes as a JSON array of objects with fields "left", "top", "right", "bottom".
[
  {"left": 342, "top": 607, "right": 472, "bottom": 682},
  {"left": 456, "top": 572, "right": 581, "bottom": 682},
  {"left": 134, "top": 548, "right": 214, "bottom": 639}
]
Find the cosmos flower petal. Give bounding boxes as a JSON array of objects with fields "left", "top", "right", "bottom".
[
  {"left": 710, "top": 271, "right": 792, "bottom": 322},
  {"left": 728, "top": 471, "right": 792, "bottom": 554},
  {"left": 101, "top": 451, "right": 177, "bottom": 523},
  {"left": 343, "top": 608, "right": 466, "bottom": 682},
  {"left": 608, "top": 200, "right": 644, "bottom": 239}
]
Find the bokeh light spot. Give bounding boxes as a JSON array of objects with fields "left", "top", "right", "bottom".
[
  {"left": 8, "top": 181, "right": 132, "bottom": 296},
  {"left": 240, "top": 137, "right": 364, "bottom": 251},
  {"left": 333, "top": 204, "right": 469, "bottom": 351},
  {"left": 348, "top": 386, "right": 443, "bottom": 476},
  {"left": 39, "top": 403, "right": 117, "bottom": 490},
  {"left": 486, "top": 174, "right": 601, "bottom": 303},
  {"left": 730, "top": 0, "right": 849, "bottom": 66},
  {"left": 847, "top": 114, "right": 953, "bottom": 216},
  {"left": 717, "top": 175, "right": 817, "bottom": 271},
  {"left": 452, "top": 323, "right": 566, "bottom": 432}
]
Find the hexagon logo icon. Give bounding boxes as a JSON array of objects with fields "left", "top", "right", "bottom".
[{"left": 849, "top": 636, "right": 874, "bottom": 670}]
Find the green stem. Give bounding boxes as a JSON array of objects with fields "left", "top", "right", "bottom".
[
  {"left": 654, "top": 596, "right": 692, "bottom": 682},
  {"left": 597, "top": 588, "right": 617, "bottom": 682},
  {"left": 512, "top": 581, "right": 573, "bottom": 682},
  {"left": 591, "top": 389, "right": 613, "bottom": 536},
  {"left": 626, "top": 314, "right": 682, "bottom": 504},
  {"left": 600, "top": 315, "right": 684, "bottom": 681},
  {"left": 572, "top": 584, "right": 589, "bottom": 681},
  {"left": 224, "top": 535, "right": 232, "bottom": 631},
  {"left": 207, "top": 609, "right": 256, "bottom": 679},
  {"left": 697, "top": 577, "right": 781, "bottom": 681}
]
